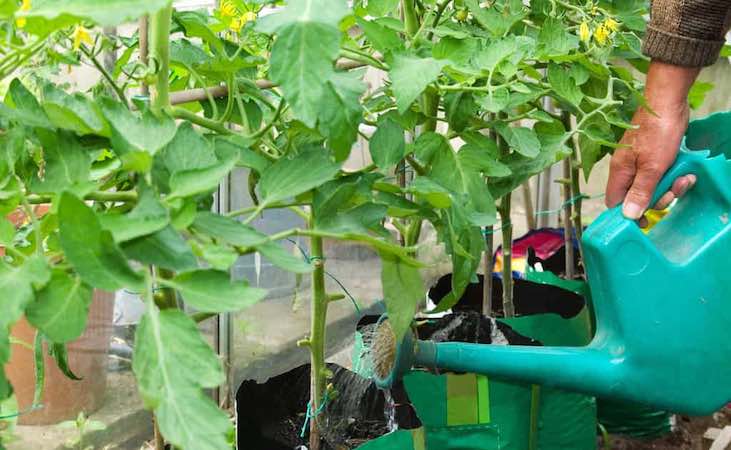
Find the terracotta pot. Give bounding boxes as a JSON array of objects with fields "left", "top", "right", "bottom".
[
  {"left": 7, "top": 291, "right": 114, "bottom": 425},
  {"left": 3, "top": 204, "right": 114, "bottom": 425}
]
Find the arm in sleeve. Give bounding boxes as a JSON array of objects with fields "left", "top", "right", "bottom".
[{"left": 642, "top": 0, "right": 731, "bottom": 67}]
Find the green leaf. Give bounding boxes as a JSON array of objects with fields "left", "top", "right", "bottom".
[
  {"left": 26, "top": 271, "right": 92, "bottom": 343},
  {"left": 496, "top": 124, "right": 541, "bottom": 158},
  {"left": 133, "top": 308, "right": 231, "bottom": 450},
  {"left": 165, "top": 270, "right": 265, "bottom": 313},
  {"left": 389, "top": 54, "right": 446, "bottom": 114},
  {"left": 22, "top": 0, "right": 173, "bottom": 28},
  {"left": 475, "top": 37, "right": 517, "bottom": 73},
  {"left": 41, "top": 84, "right": 110, "bottom": 136},
  {"left": 257, "top": 242, "right": 313, "bottom": 274},
  {"left": 99, "top": 185, "right": 169, "bottom": 243},
  {"left": 196, "top": 243, "right": 239, "bottom": 271},
  {"left": 537, "top": 17, "right": 580, "bottom": 57},
  {"left": 191, "top": 212, "right": 312, "bottom": 273},
  {"left": 48, "top": 342, "right": 82, "bottom": 380},
  {"left": 220, "top": 137, "right": 271, "bottom": 174},
  {"left": 369, "top": 117, "right": 405, "bottom": 168},
  {"left": 0, "top": 218, "right": 13, "bottom": 245},
  {"left": 123, "top": 226, "right": 197, "bottom": 272},
  {"left": 465, "top": 0, "right": 526, "bottom": 36},
  {"left": 191, "top": 212, "right": 269, "bottom": 247},
  {"left": 257, "top": 0, "right": 348, "bottom": 128},
  {"left": 688, "top": 81, "right": 714, "bottom": 110},
  {"left": 413, "top": 132, "right": 449, "bottom": 165},
  {"left": 0, "top": 79, "right": 52, "bottom": 129},
  {"left": 58, "top": 192, "right": 144, "bottom": 291},
  {"left": 547, "top": 63, "right": 584, "bottom": 107},
  {"left": 476, "top": 87, "right": 510, "bottom": 113},
  {"left": 444, "top": 92, "right": 476, "bottom": 132},
  {"left": 430, "top": 140, "right": 497, "bottom": 226},
  {"left": 258, "top": 147, "right": 341, "bottom": 207},
  {"left": 433, "top": 36, "right": 479, "bottom": 66},
  {"left": 0, "top": 256, "right": 50, "bottom": 329},
  {"left": 365, "top": 0, "right": 399, "bottom": 16},
  {"left": 315, "top": 203, "right": 388, "bottom": 235},
  {"left": 31, "top": 130, "right": 93, "bottom": 195},
  {"left": 318, "top": 71, "right": 365, "bottom": 161},
  {"left": 407, "top": 177, "right": 452, "bottom": 208},
  {"left": 167, "top": 154, "right": 237, "bottom": 200},
  {"left": 100, "top": 98, "right": 177, "bottom": 157},
  {"left": 357, "top": 17, "right": 402, "bottom": 54},
  {"left": 381, "top": 253, "right": 423, "bottom": 341},
  {"left": 458, "top": 143, "right": 511, "bottom": 177}
]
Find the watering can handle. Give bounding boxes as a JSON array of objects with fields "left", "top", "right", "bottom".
[{"left": 647, "top": 149, "right": 702, "bottom": 210}]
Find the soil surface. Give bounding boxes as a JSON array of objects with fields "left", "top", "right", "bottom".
[{"left": 604, "top": 407, "right": 731, "bottom": 450}]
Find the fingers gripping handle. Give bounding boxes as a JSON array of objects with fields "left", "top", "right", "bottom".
[{"left": 648, "top": 150, "right": 700, "bottom": 208}]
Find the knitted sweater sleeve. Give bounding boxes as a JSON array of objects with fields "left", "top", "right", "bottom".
[{"left": 642, "top": 0, "right": 731, "bottom": 67}]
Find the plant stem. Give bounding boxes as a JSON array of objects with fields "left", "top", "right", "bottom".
[
  {"left": 499, "top": 195, "right": 514, "bottom": 318},
  {"left": 308, "top": 233, "right": 327, "bottom": 450},
  {"left": 567, "top": 116, "right": 585, "bottom": 264},
  {"left": 149, "top": 4, "right": 173, "bottom": 113},
  {"left": 79, "top": 44, "right": 127, "bottom": 107},
  {"left": 139, "top": 16, "right": 150, "bottom": 97},
  {"left": 401, "top": 0, "right": 420, "bottom": 36},
  {"left": 561, "top": 112, "right": 577, "bottom": 278},
  {"left": 169, "top": 106, "right": 233, "bottom": 135},
  {"left": 522, "top": 182, "right": 535, "bottom": 230},
  {"left": 421, "top": 89, "right": 439, "bottom": 133},
  {"left": 482, "top": 227, "right": 493, "bottom": 317},
  {"left": 26, "top": 190, "right": 138, "bottom": 204},
  {"left": 153, "top": 418, "right": 165, "bottom": 450},
  {"left": 562, "top": 158, "right": 575, "bottom": 280}
]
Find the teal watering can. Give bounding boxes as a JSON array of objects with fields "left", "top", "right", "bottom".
[{"left": 376, "top": 111, "right": 731, "bottom": 415}]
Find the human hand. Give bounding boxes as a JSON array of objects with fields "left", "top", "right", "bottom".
[{"left": 605, "top": 61, "right": 700, "bottom": 220}]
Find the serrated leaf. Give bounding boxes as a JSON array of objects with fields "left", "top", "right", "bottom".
[
  {"left": 365, "top": 0, "right": 399, "bottom": 16},
  {"left": 31, "top": 130, "right": 93, "bottom": 195},
  {"left": 192, "top": 212, "right": 268, "bottom": 248},
  {"left": 165, "top": 270, "right": 265, "bottom": 313},
  {"left": 407, "top": 177, "right": 452, "bottom": 208},
  {"left": 0, "top": 255, "right": 50, "bottom": 329},
  {"left": 41, "top": 83, "right": 110, "bottom": 137},
  {"left": 123, "top": 226, "right": 197, "bottom": 272},
  {"left": 357, "top": 17, "right": 402, "bottom": 54},
  {"left": 496, "top": 124, "right": 541, "bottom": 157},
  {"left": 458, "top": 143, "right": 511, "bottom": 177},
  {"left": 465, "top": 0, "right": 526, "bottom": 36},
  {"left": 547, "top": 63, "right": 584, "bottom": 107},
  {"left": 315, "top": 203, "right": 388, "bottom": 235},
  {"left": 381, "top": 253, "right": 424, "bottom": 341},
  {"left": 257, "top": 242, "right": 313, "bottom": 274},
  {"left": 167, "top": 154, "right": 237, "bottom": 200},
  {"left": 537, "top": 17, "right": 580, "bottom": 57},
  {"left": 21, "top": 0, "right": 173, "bottom": 28},
  {"left": 477, "top": 88, "right": 510, "bottom": 113},
  {"left": 58, "top": 192, "right": 144, "bottom": 291},
  {"left": 133, "top": 308, "right": 231, "bottom": 450},
  {"left": 0, "top": 79, "right": 52, "bottom": 129},
  {"left": 257, "top": 0, "right": 347, "bottom": 128},
  {"left": 369, "top": 117, "right": 405, "bottom": 168},
  {"left": 389, "top": 54, "right": 446, "bottom": 114},
  {"left": 413, "top": 131, "right": 450, "bottom": 165},
  {"left": 26, "top": 271, "right": 92, "bottom": 343},
  {"left": 430, "top": 140, "right": 497, "bottom": 226},
  {"left": 197, "top": 243, "right": 238, "bottom": 271},
  {"left": 258, "top": 147, "right": 341, "bottom": 207},
  {"left": 318, "top": 71, "right": 365, "bottom": 161},
  {"left": 100, "top": 98, "right": 177, "bottom": 157},
  {"left": 100, "top": 186, "right": 169, "bottom": 243}
]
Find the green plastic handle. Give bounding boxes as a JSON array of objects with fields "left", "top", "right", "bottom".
[{"left": 647, "top": 149, "right": 699, "bottom": 209}]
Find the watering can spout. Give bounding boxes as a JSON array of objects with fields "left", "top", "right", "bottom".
[{"left": 413, "top": 340, "right": 622, "bottom": 398}]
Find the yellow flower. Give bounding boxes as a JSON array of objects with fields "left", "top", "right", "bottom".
[
  {"left": 72, "top": 25, "right": 93, "bottom": 50},
  {"left": 242, "top": 11, "right": 257, "bottom": 23},
  {"left": 604, "top": 18, "right": 620, "bottom": 32},
  {"left": 230, "top": 16, "right": 244, "bottom": 33},
  {"left": 16, "top": 0, "right": 31, "bottom": 28},
  {"left": 220, "top": 0, "right": 237, "bottom": 17},
  {"left": 579, "top": 21, "right": 591, "bottom": 43},
  {"left": 594, "top": 24, "right": 609, "bottom": 45}
]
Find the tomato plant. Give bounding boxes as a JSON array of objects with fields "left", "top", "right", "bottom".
[{"left": 0, "top": 0, "right": 648, "bottom": 449}]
